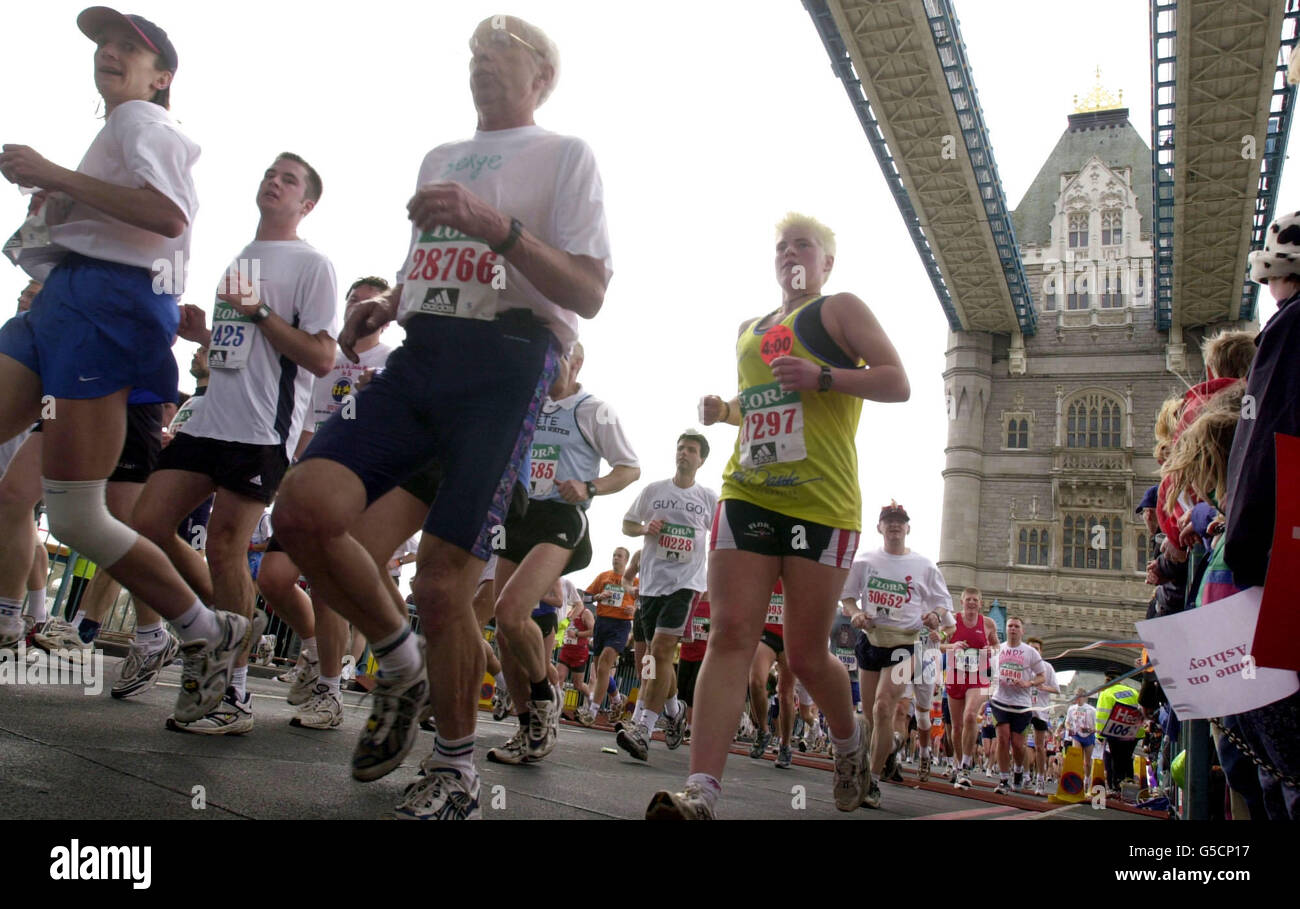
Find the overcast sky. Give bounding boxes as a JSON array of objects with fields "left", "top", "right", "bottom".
[{"left": 3, "top": 1, "right": 1288, "bottom": 586}]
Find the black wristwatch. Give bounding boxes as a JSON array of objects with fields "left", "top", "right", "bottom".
[
  {"left": 817, "top": 365, "right": 833, "bottom": 392},
  {"left": 492, "top": 217, "right": 523, "bottom": 255},
  {"left": 585, "top": 480, "right": 598, "bottom": 500},
  {"left": 248, "top": 301, "right": 273, "bottom": 323}
]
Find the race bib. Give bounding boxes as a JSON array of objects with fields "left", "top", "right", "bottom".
[
  {"left": 169, "top": 397, "right": 198, "bottom": 435},
  {"left": 865, "top": 575, "right": 908, "bottom": 615},
  {"left": 209, "top": 300, "right": 254, "bottom": 370},
  {"left": 738, "top": 381, "right": 807, "bottom": 468},
  {"left": 400, "top": 226, "right": 500, "bottom": 320},
  {"left": 999, "top": 659, "right": 1025, "bottom": 685},
  {"left": 602, "top": 583, "right": 625, "bottom": 605},
  {"left": 835, "top": 647, "right": 858, "bottom": 672},
  {"left": 563, "top": 622, "right": 579, "bottom": 646},
  {"left": 657, "top": 523, "right": 696, "bottom": 562},
  {"left": 691, "top": 614, "right": 710, "bottom": 642},
  {"left": 530, "top": 443, "right": 560, "bottom": 498},
  {"left": 766, "top": 592, "right": 784, "bottom": 626},
  {"left": 956, "top": 648, "right": 982, "bottom": 674},
  {"left": 1101, "top": 702, "right": 1142, "bottom": 740}
]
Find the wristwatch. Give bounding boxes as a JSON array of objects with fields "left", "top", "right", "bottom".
[
  {"left": 248, "top": 301, "right": 273, "bottom": 323},
  {"left": 492, "top": 217, "right": 523, "bottom": 255},
  {"left": 817, "top": 365, "right": 833, "bottom": 392},
  {"left": 585, "top": 480, "right": 598, "bottom": 500}
]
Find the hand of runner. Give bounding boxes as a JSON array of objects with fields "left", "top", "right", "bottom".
[
  {"left": 644, "top": 518, "right": 664, "bottom": 537},
  {"left": 769, "top": 355, "right": 820, "bottom": 392},
  {"left": 556, "top": 479, "right": 588, "bottom": 503},
  {"left": 407, "top": 180, "right": 504, "bottom": 240},
  {"left": 0, "top": 144, "right": 61, "bottom": 190},
  {"left": 177, "top": 303, "right": 209, "bottom": 344},
  {"left": 355, "top": 367, "right": 377, "bottom": 391},
  {"left": 215, "top": 267, "right": 259, "bottom": 312},
  {"left": 698, "top": 395, "right": 726, "bottom": 425},
  {"left": 27, "top": 190, "right": 47, "bottom": 215},
  {"left": 340, "top": 294, "right": 396, "bottom": 363}
]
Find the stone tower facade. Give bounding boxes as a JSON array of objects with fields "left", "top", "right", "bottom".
[{"left": 937, "top": 107, "right": 1248, "bottom": 665}]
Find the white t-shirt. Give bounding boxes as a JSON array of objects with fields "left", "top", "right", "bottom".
[
  {"left": 624, "top": 478, "right": 717, "bottom": 596},
  {"left": 561, "top": 578, "right": 582, "bottom": 609},
  {"left": 168, "top": 390, "right": 204, "bottom": 436},
  {"left": 840, "top": 549, "right": 951, "bottom": 637},
  {"left": 1030, "top": 662, "right": 1058, "bottom": 721},
  {"left": 394, "top": 126, "right": 612, "bottom": 348},
  {"left": 1066, "top": 703, "right": 1097, "bottom": 736},
  {"left": 308, "top": 342, "right": 393, "bottom": 434},
  {"left": 990, "top": 642, "right": 1047, "bottom": 711},
  {"left": 31, "top": 101, "right": 201, "bottom": 288},
  {"left": 183, "top": 240, "right": 338, "bottom": 458}
]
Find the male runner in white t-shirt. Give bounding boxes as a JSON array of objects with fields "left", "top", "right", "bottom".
[
  {"left": 131, "top": 154, "right": 338, "bottom": 733},
  {"left": 1065, "top": 688, "right": 1098, "bottom": 772},
  {"left": 987, "top": 617, "right": 1048, "bottom": 794},
  {"left": 840, "top": 503, "right": 953, "bottom": 806},
  {"left": 1024, "top": 636, "right": 1058, "bottom": 795},
  {"left": 616, "top": 432, "right": 717, "bottom": 762}
]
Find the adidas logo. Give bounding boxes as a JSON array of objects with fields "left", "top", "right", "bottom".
[
  {"left": 557, "top": 532, "right": 568, "bottom": 541},
  {"left": 249, "top": 475, "right": 262, "bottom": 487}
]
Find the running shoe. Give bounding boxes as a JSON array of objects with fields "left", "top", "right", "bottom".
[
  {"left": 831, "top": 716, "right": 870, "bottom": 811},
  {"left": 524, "top": 686, "right": 561, "bottom": 761},
  {"left": 167, "top": 686, "right": 253, "bottom": 735},
  {"left": 775, "top": 744, "right": 793, "bottom": 769},
  {"left": 577, "top": 703, "right": 597, "bottom": 727},
  {"left": 646, "top": 782, "right": 715, "bottom": 820},
  {"left": 1033, "top": 781, "right": 1045, "bottom": 796},
  {"left": 290, "top": 684, "right": 343, "bottom": 729},
  {"left": 286, "top": 656, "right": 320, "bottom": 706},
  {"left": 111, "top": 632, "right": 181, "bottom": 699},
  {"left": 749, "top": 729, "right": 772, "bottom": 759},
  {"left": 862, "top": 777, "right": 882, "bottom": 809},
  {"left": 491, "top": 688, "right": 511, "bottom": 721},
  {"left": 616, "top": 723, "right": 650, "bottom": 762},
  {"left": 174, "top": 610, "right": 260, "bottom": 723},
  {"left": 395, "top": 766, "right": 481, "bottom": 820},
  {"left": 350, "top": 647, "right": 428, "bottom": 782},
  {"left": 882, "top": 732, "right": 903, "bottom": 780},
  {"left": 277, "top": 651, "right": 306, "bottom": 684},
  {"left": 23, "top": 616, "right": 45, "bottom": 647},
  {"left": 486, "top": 725, "right": 529, "bottom": 765},
  {"left": 948, "top": 766, "right": 960, "bottom": 784},
  {"left": 918, "top": 752, "right": 931, "bottom": 783},
  {"left": 608, "top": 692, "right": 627, "bottom": 721},
  {"left": 994, "top": 779, "right": 1011, "bottom": 795},
  {"left": 664, "top": 705, "right": 687, "bottom": 750},
  {"left": 33, "top": 617, "right": 93, "bottom": 656},
  {"left": 954, "top": 770, "right": 973, "bottom": 790}
]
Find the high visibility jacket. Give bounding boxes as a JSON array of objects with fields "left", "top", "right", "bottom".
[{"left": 1096, "top": 682, "right": 1145, "bottom": 740}]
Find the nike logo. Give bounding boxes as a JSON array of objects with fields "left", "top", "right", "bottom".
[
  {"left": 249, "top": 475, "right": 262, "bottom": 486},
  {"left": 78, "top": 376, "right": 101, "bottom": 382}
]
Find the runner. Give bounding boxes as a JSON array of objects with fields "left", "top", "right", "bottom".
[
  {"left": 648, "top": 212, "right": 910, "bottom": 819},
  {"left": 839, "top": 503, "right": 952, "bottom": 805},
  {"left": 941, "top": 588, "right": 999, "bottom": 788},
  {"left": 747, "top": 580, "right": 798, "bottom": 768},
  {"left": 581, "top": 547, "right": 637, "bottom": 723},
  {"left": 615, "top": 431, "right": 715, "bottom": 762},
  {"left": 980, "top": 700, "right": 997, "bottom": 775},
  {"left": 556, "top": 580, "right": 594, "bottom": 721},
  {"left": 1065, "top": 687, "right": 1098, "bottom": 772},
  {"left": 130, "top": 153, "right": 338, "bottom": 733},
  {"left": 272, "top": 14, "right": 612, "bottom": 820},
  {"left": 1095, "top": 669, "right": 1145, "bottom": 795},
  {"left": 987, "top": 617, "right": 1048, "bottom": 794},
  {"left": 676, "top": 590, "right": 710, "bottom": 741},
  {"left": 1024, "top": 636, "right": 1058, "bottom": 795},
  {"left": 0, "top": 8, "right": 258, "bottom": 725},
  {"left": 486, "top": 341, "right": 638, "bottom": 765}
]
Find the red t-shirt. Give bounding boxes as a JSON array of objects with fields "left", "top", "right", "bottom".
[{"left": 680, "top": 593, "right": 710, "bottom": 662}]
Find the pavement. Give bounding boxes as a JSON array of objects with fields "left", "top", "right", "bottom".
[{"left": 0, "top": 648, "right": 1158, "bottom": 820}]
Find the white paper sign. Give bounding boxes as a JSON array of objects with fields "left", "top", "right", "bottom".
[{"left": 1137, "top": 587, "right": 1299, "bottom": 720}]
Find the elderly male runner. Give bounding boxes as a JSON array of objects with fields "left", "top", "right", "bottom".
[{"left": 273, "top": 14, "right": 612, "bottom": 820}]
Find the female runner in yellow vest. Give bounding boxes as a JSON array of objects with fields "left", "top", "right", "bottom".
[{"left": 647, "top": 213, "right": 910, "bottom": 819}]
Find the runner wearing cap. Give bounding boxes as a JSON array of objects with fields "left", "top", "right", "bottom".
[
  {"left": 271, "top": 14, "right": 612, "bottom": 820},
  {"left": 839, "top": 502, "right": 953, "bottom": 805},
  {"left": 0, "top": 7, "right": 265, "bottom": 725},
  {"left": 648, "top": 213, "right": 910, "bottom": 819},
  {"left": 615, "top": 432, "right": 716, "bottom": 761}
]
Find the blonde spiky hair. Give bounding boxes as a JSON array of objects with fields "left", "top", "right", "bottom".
[{"left": 776, "top": 212, "right": 836, "bottom": 258}]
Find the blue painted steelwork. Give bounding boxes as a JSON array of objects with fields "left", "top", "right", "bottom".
[
  {"left": 802, "top": 0, "right": 1037, "bottom": 335},
  {"left": 1241, "top": 2, "right": 1300, "bottom": 322},
  {"left": 802, "top": 0, "right": 963, "bottom": 333},
  {"left": 922, "top": 0, "right": 1036, "bottom": 336},
  {"left": 1150, "top": 0, "right": 1176, "bottom": 332}
]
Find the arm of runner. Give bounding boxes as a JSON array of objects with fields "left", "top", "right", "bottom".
[
  {"left": 699, "top": 394, "right": 741, "bottom": 426},
  {"left": 217, "top": 273, "right": 337, "bottom": 377},
  {"left": 623, "top": 550, "right": 641, "bottom": 588},
  {"left": 407, "top": 181, "right": 608, "bottom": 319},
  {"left": 558, "top": 463, "right": 639, "bottom": 503},
  {"left": 0, "top": 146, "right": 188, "bottom": 238},
  {"left": 339, "top": 290, "right": 398, "bottom": 363},
  {"left": 623, "top": 517, "right": 664, "bottom": 538},
  {"left": 769, "top": 293, "right": 909, "bottom": 401},
  {"left": 577, "top": 608, "right": 594, "bottom": 638}
]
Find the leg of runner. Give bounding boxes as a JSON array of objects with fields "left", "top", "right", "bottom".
[
  {"left": 946, "top": 692, "right": 965, "bottom": 778},
  {"left": 865, "top": 653, "right": 910, "bottom": 806},
  {"left": 0, "top": 434, "right": 44, "bottom": 646},
  {"left": 774, "top": 652, "right": 796, "bottom": 768},
  {"left": 747, "top": 640, "right": 777, "bottom": 758},
  {"left": 963, "top": 692, "right": 987, "bottom": 783},
  {"left": 131, "top": 470, "right": 218, "bottom": 606},
  {"left": 994, "top": 720, "right": 1014, "bottom": 793},
  {"left": 25, "top": 535, "right": 49, "bottom": 632},
  {"left": 256, "top": 550, "right": 318, "bottom": 695}
]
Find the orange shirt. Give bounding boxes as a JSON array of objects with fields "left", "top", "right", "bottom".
[{"left": 587, "top": 570, "right": 637, "bottom": 620}]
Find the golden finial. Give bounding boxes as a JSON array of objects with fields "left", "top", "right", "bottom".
[{"left": 1073, "top": 66, "right": 1124, "bottom": 113}]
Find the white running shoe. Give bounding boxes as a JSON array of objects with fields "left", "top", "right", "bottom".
[
  {"left": 291, "top": 683, "right": 343, "bottom": 729},
  {"left": 277, "top": 651, "right": 307, "bottom": 684},
  {"left": 831, "top": 715, "right": 870, "bottom": 811},
  {"left": 286, "top": 656, "right": 320, "bottom": 706},
  {"left": 174, "top": 610, "right": 260, "bottom": 724},
  {"left": 112, "top": 632, "right": 181, "bottom": 699},
  {"left": 524, "top": 686, "right": 562, "bottom": 762},
  {"left": 168, "top": 686, "right": 254, "bottom": 735},
  {"left": 487, "top": 725, "right": 529, "bottom": 765},
  {"left": 395, "top": 766, "right": 481, "bottom": 820},
  {"left": 33, "top": 617, "right": 93, "bottom": 656},
  {"left": 646, "top": 782, "right": 715, "bottom": 820}
]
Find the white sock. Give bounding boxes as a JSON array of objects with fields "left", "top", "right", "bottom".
[
  {"left": 830, "top": 723, "right": 862, "bottom": 755},
  {"left": 921, "top": 745, "right": 931, "bottom": 758},
  {"left": 373, "top": 627, "right": 421, "bottom": 679},
  {"left": 300, "top": 636, "right": 318, "bottom": 662},
  {"left": 664, "top": 696, "right": 682, "bottom": 718},
  {"left": 640, "top": 709, "right": 659, "bottom": 734},
  {"left": 493, "top": 673, "right": 506, "bottom": 691},
  {"left": 320, "top": 675, "right": 341, "bottom": 697},
  {"left": 135, "top": 622, "right": 167, "bottom": 651},
  {"left": 632, "top": 702, "right": 645, "bottom": 726},
  {"left": 173, "top": 600, "right": 222, "bottom": 644},
  {"left": 25, "top": 587, "right": 46, "bottom": 623},
  {"left": 686, "top": 772, "right": 721, "bottom": 809},
  {"left": 231, "top": 666, "right": 248, "bottom": 698}
]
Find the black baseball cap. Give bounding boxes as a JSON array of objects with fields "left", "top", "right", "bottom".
[
  {"left": 879, "top": 501, "right": 909, "bottom": 523},
  {"left": 78, "top": 7, "right": 179, "bottom": 73}
]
